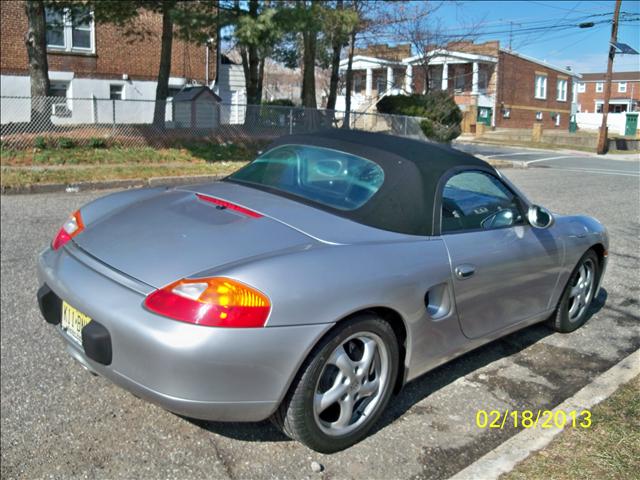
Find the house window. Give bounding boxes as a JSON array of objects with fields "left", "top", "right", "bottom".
[
  {"left": 534, "top": 74, "right": 547, "bottom": 99},
  {"left": 478, "top": 70, "right": 488, "bottom": 91},
  {"left": 577, "top": 82, "right": 585, "bottom": 93},
  {"left": 50, "top": 82, "right": 69, "bottom": 98},
  {"left": 45, "top": 9, "right": 65, "bottom": 47},
  {"left": 454, "top": 68, "right": 465, "bottom": 91},
  {"left": 595, "top": 82, "right": 604, "bottom": 93},
  {"left": 354, "top": 76, "right": 362, "bottom": 94},
  {"left": 618, "top": 82, "right": 627, "bottom": 93},
  {"left": 555, "top": 113, "right": 561, "bottom": 127},
  {"left": 557, "top": 79, "right": 567, "bottom": 101},
  {"left": 45, "top": 7, "right": 94, "bottom": 52},
  {"left": 376, "top": 79, "right": 386, "bottom": 95},
  {"left": 109, "top": 85, "right": 124, "bottom": 100},
  {"left": 596, "top": 102, "right": 603, "bottom": 113},
  {"left": 502, "top": 108, "right": 511, "bottom": 118},
  {"left": 536, "top": 111, "right": 543, "bottom": 121},
  {"left": 50, "top": 82, "right": 71, "bottom": 116}
]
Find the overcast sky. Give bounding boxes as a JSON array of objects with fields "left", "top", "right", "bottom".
[{"left": 428, "top": 0, "right": 640, "bottom": 73}]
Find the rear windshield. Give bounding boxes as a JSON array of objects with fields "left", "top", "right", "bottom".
[{"left": 228, "top": 145, "right": 385, "bottom": 211}]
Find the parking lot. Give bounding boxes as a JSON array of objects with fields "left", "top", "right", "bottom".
[{"left": 1, "top": 166, "right": 639, "bottom": 479}]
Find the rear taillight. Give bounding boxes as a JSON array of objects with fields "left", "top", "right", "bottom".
[
  {"left": 52, "top": 210, "right": 84, "bottom": 250},
  {"left": 144, "top": 277, "right": 271, "bottom": 328}
]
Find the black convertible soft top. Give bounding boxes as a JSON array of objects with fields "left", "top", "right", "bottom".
[{"left": 239, "top": 130, "right": 493, "bottom": 236}]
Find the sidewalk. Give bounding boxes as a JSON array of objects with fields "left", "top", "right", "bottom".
[{"left": 456, "top": 136, "right": 640, "bottom": 160}]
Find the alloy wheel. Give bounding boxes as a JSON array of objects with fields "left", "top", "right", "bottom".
[
  {"left": 568, "top": 258, "right": 596, "bottom": 322},
  {"left": 313, "top": 332, "right": 390, "bottom": 436}
]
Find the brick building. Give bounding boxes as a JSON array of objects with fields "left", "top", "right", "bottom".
[
  {"left": 575, "top": 71, "right": 640, "bottom": 113},
  {"left": 0, "top": 1, "right": 215, "bottom": 106},
  {"left": 338, "top": 41, "right": 581, "bottom": 130}
]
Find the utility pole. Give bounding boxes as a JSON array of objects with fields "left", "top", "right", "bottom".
[{"left": 597, "top": 0, "right": 622, "bottom": 155}]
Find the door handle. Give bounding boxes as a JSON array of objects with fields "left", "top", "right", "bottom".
[{"left": 455, "top": 264, "right": 476, "bottom": 280}]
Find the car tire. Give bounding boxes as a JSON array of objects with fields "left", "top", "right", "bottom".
[
  {"left": 273, "top": 313, "right": 399, "bottom": 453},
  {"left": 549, "top": 249, "right": 600, "bottom": 333}
]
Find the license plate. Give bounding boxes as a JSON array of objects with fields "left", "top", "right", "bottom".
[{"left": 61, "top": 301, "right": 91, "bottom": 345}]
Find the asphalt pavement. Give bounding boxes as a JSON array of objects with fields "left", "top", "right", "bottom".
[
  {"left": 1, "top": 167, "right": 639, "bottom": 479},
  {"left": 453, "top": 141, "right": 640, "bottom": 177}
]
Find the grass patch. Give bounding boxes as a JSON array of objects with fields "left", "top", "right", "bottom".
[
  {"left": 0, "top": 142, "right": 260, "bottom": 167},
  {"left": 502, "top": 375, "right": 640, "bottom": 480},
  {"left": 1, "top": 162, "right": 247, "bottom": 188}
]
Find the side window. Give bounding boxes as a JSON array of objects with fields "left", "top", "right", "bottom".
[{"left": 441, "top": 171, "right": 524, "bottom": 233}]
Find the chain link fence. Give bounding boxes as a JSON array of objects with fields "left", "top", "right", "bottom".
[{"left": 0, "top": 96, "right": 431, "bottom": 150}]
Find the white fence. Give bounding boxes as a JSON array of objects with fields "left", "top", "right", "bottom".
[{"left": 576, "top": 112, "right": 629, "bottom": 136}]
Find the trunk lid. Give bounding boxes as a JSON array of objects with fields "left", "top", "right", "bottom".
[{"left": 74, "top": 189, "right": 313, "bottom": 288}]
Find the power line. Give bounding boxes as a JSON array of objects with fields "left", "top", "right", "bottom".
[
  {"left": 527, "top": 0, "right": 613, "bottom": 15},
  {"left": 517, "top": 0, "right": 584, "bottom": 48}
]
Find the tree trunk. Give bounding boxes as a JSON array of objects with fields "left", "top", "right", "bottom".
[
  {"left": 342, "top": 28, "right": 356, "bottom": 129},
  {"left": 24, "top": 0, "right": 51, "bottom": 127},
  {"left": 325, "top": 0, "right": 343, "bottom": 111},
  {"left": 301, "top": 30, "right": 317, "bottom": 109},
  {"left": 153, "top": 3, "right": 174, "bottom": 127}
]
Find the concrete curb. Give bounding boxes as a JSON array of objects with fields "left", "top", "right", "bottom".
[
  {"left": 448, "top": 349, "right": 640, "bottom": 480},
  {"left": 0, "top": 174, "right": 226, "bottom": 195},
  {"left": 479, "top": 156, "right": 528, "bottom": 169}
]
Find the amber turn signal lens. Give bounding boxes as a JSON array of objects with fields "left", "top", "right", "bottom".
[
  {"left": 144, "top": 277, "right": 271, "bottom": 328},
  {"left": 52, "top": 210, "right": 84, "bottom": 250}
]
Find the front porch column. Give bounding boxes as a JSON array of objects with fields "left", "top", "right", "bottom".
[
  {"left": 472, "top": 62, "right": 479, "bottom": 95},
  {"left": 386, "top": 66, "right": 394, "bottom": 92},
  {"left": 405, "top": 63, "right": 413, "bottom": 93},
  {"left": 441, "top": 62, "right": 449, "bottom": 91},
  {"left": 365, "top": 68, "right": 373, "bottom": 97}
]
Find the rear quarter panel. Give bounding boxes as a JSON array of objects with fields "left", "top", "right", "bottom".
[{"left": 196, "top": 238, "right": 469, "bottom": 382}]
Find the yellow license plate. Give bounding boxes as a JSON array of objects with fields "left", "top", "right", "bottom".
[{"left": 61, "top": 301, "right": 92, "bottom": 344}]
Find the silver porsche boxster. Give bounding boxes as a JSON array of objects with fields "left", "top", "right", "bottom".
[{"left": 37, "top": 130, "right": 608, "bottom": 452}]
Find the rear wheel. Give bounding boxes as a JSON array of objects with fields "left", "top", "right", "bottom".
[
  {"left": 273, "top": 314, "right": 399, "bottom": 453},
  {"left": 549, "top": 249, "right": 599, "bottom": 333}
]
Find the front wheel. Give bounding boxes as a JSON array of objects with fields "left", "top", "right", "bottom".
[
  {"left": 273, "top": 314, "right": 399, "bottom": 453},
  {"left": 549, "top": 249, "right": 600, "bottom": 333}
]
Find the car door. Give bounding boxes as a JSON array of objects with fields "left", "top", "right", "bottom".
[{"left": 440, "top": 169, "right": 562, "bottom": 339}]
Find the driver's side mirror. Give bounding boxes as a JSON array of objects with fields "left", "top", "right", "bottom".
[{"left": 528, "top": 205, "right": 554, "bottom": 229}]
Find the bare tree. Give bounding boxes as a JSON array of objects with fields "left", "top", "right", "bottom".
[{"left": 385, "top": 2, "right": 483, "bottom": 94}]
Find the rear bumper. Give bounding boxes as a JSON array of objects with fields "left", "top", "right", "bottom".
[{"left": 37, "top": 244, "right": 332, "bottom": 422}]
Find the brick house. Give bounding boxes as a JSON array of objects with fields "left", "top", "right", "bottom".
[
  {"left": 575, "top": 71, "right": 640, "bottom": 113},
  {"left": 0, "top": 1, "right": 217, "bottom": 123},
  {"left": 338, "top": 41, "right": 581, "bottom": 130}
]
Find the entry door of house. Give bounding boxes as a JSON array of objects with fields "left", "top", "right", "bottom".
[
  {"left": 477, "top": 107, "right": 492, "bottom": 126},
  {"left": 625, "top": 113, "right": 638, "bottom": 137}
]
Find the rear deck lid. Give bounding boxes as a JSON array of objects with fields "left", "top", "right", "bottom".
[{"left": 73, "top": 189, "right": 313, "bottom": 288}]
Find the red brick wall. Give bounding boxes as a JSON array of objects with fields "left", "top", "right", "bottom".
[
  {"left": 577, "top": 79, "right": 639, "bottom": 113},
  {"left": 496, "top": 51, "right": 574, "bottom": 129},
  {"left": 0, "top": 1, "right": 215, "bottom": 83}
]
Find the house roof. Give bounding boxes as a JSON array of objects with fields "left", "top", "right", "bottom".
[
  {"left": 339, "top": 55, "right": 405, "bottom": 70},
  {"left": 580, "top": 71, "right": 640, "bottom": 82},
  {"left": 404, "top": 49, "right": 497, "bottom": 65},
  {"left": 173, "top": 86, "right": 221, "bottom": 102},
  {"left": 499, "top": 49, "right": 581, "bottom": 78}
]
